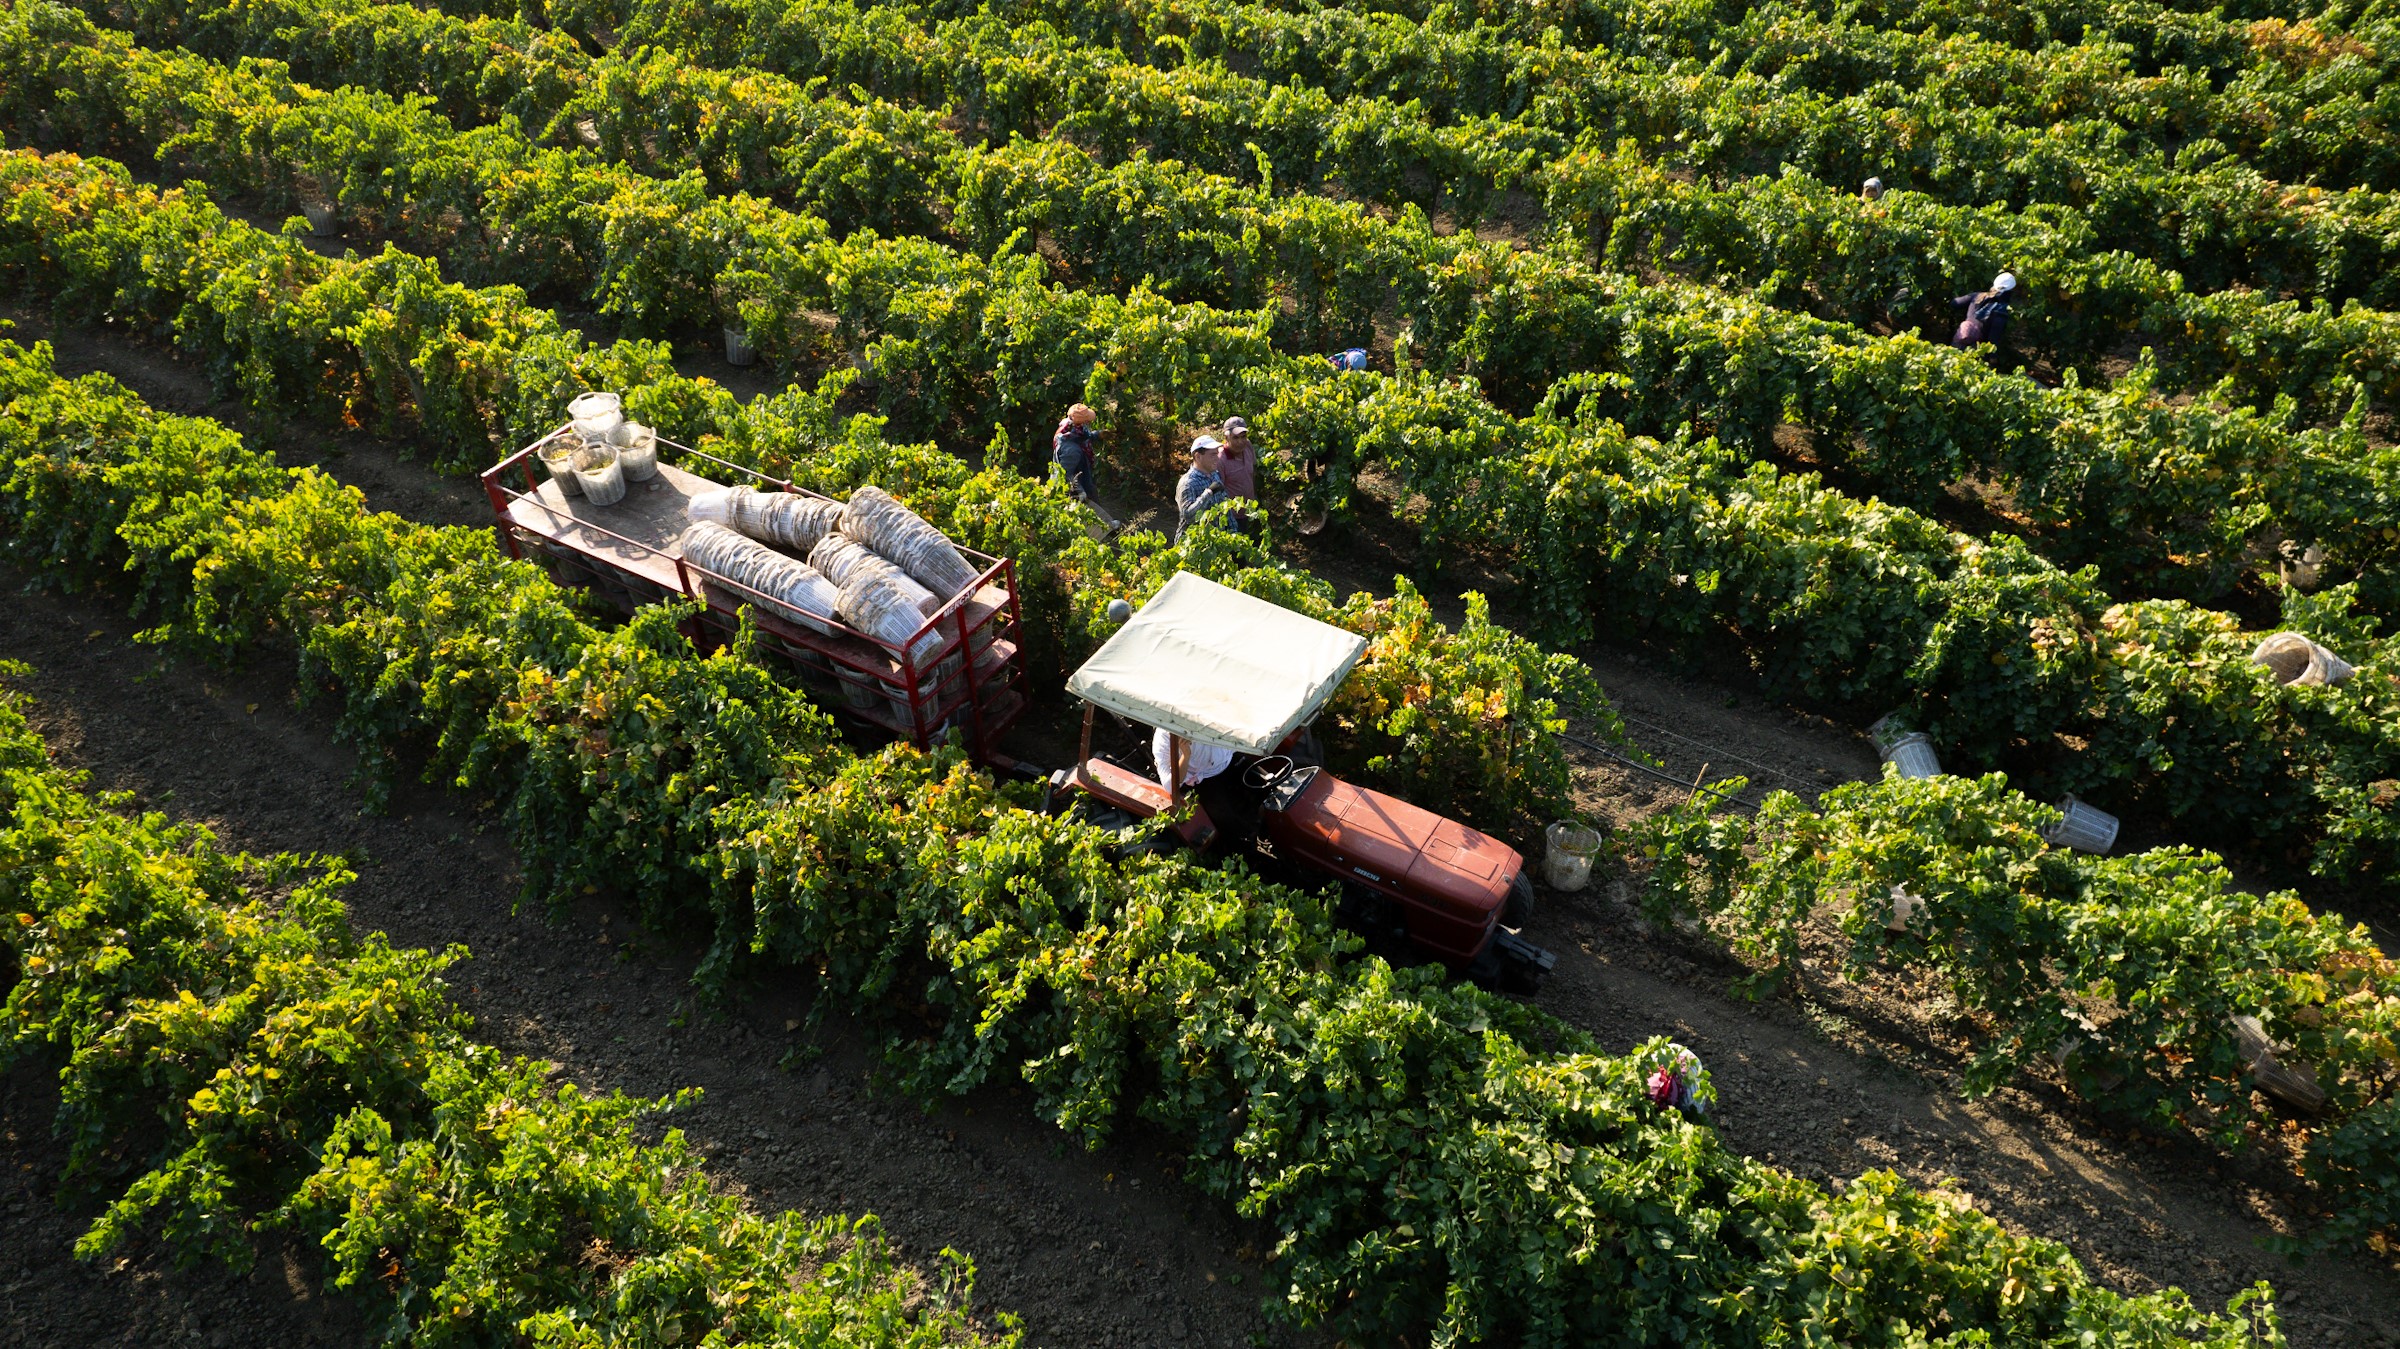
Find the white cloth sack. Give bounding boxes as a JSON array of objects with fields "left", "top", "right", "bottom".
[
  {"left": 809, "top": 535, "right": 939, "bottom": 616},
  {"left": 840, "top": 485, "right": 978, "bottom": 601},
  {"left": 688, "top": 486, "right": 843, "bottom": 555},
  {"left": 678, "top": 523, "right": 839, "bottom": 633}
]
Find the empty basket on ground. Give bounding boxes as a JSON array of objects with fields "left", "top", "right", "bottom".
[
  {"left": 1868, "top": 714, "right": 1941, "bottom": 779},
  {"left": 2249, "top": 631, "right": 2356, "bottom": 687},
  {"left": 679, "top": 523, "right": 839, "bottom": 633},
  {"left": 2049, "top": 1012, "right": 2126, "bottom": 1092},
  {"left": 841, "top": 485, "right": 978, "bottom": 600},
  {"left": 2279, "top": 542, "right": 2325, "bottom": 590},
  {"left": 1543, "top": 821, "right": 1601, "bottom": 892},
  {"left": 2229, "top": 1014, "right": 2326, "bottom": 1112},
  {"left": 690, "top": 485, "right": 841, "bottom": 554},
  {"left": 2044, "top": 796, "right": 2119, "bottom": 855}
]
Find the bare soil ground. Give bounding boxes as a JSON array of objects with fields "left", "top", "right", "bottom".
[{"left": 4, "top": 308, "right": 2397, "bottom": 1345}]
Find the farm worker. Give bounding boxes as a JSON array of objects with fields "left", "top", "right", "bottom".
[
  {"left": 1174, "top": 435, "right": 1229, "bottom": 543},
  {"left": 1861, "top": 176, "right": 1884, "bottom": 201},
  {"left": 1950, "top": 272, "right": 2017, "bottom": 350},
  {"left": 1052, "top": 403, "right": 1100, "bottom": 501},
  {"left": 1152, "top": 728, "right": 1234, "bottom": 792},
  {"left": 1329, "top": 347, "right": 1370, "bottom": 372},
  {"left": 1644, "top": 1043, "right": 1712, "bottom": 1119},
  {"left": 1215, "top": 416, "right": 1258, "bottom": 501}
]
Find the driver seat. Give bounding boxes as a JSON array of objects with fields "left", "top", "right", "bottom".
[
  {"left": 1071, "top": 758, "right": 1219, "bottom": 848},
  {"left": 1071, "top": 758, "right": 1171, "bottom": 817}
]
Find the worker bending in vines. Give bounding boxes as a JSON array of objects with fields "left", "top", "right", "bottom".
[
  {"left": 1052, "top": 402, "right": 1100, "bottom": 501},
  {"left": 1951, "top": 272, "right": 2017, "bottom": 354}
]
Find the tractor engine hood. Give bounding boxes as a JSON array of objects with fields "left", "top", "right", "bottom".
[{"left": 1273, "top": 769, "right": 1520, "bottom": 917}]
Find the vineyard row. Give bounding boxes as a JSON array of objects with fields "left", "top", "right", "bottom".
[
  {"left": 1627, "top": 771, "right": 2400, "bottom": 1249},
  {"left": 953, "top": 0, "right": 2400, "bottom": 194},
  {"left": 90, "top": 0, "right": 2400, "bottom": 310},
  {"left": 16, "top": 3, "right": 2400, "bottom": 622},
  {"left": 0, "top": 674, "right": 1014, "bottom": 1346},
  {"left": 593, "top": 0, "right": 2400, "bottom": 301}
]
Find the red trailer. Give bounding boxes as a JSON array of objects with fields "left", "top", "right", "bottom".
[{"left": 482, "top": 427, "right": 1027, "bottom": 763}]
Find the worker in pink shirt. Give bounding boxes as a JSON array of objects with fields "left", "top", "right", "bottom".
[
  {"left": 1215, "top": 416, "right": 1260, "bottom": 535},
  {"left": 1215, "top": 416, "right": 1258, "bottom": 500}
]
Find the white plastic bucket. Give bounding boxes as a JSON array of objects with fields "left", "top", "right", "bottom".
[
  {"left": 2248, "top": 631, "right": 2355, "bottom": 688},
  {"left": 1866, "top": 712, "right": 1916, "bottom": 753},
  {"left": 1543, "top": 821, "right": 1601, "bottom": 892},
  {"left": 568, "top": 391, "right": 623, "bottom": 442},
  {"left": 574, "top": 442, "right": 626, "bottom": 506},
  {"left": 612, "top": 421, "right": 659, "bottom": 480},
  {"left": 302, "top": 202, "right": 337, "bottom": 236},
  {"left": 724, "top": 326, "right": 757, "bottom": 367},
  {"left": 539, "top": 439, "right": 581, "bottom": 495},
  {"left": 1881, "top": 732, "right": 1941, "bottom": 779},
  {"left": 2045, "top": 796, "right": 2119, "bottom": 855}
]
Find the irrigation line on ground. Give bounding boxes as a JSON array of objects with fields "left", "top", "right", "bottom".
[
  {"left": 1616, "top": 711, "right": 1817, "bottom": 792},
  {"left": 1555, "top": 729, "right": 1758, "bottom": 814}
]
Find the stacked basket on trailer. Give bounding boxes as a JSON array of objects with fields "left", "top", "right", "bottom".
[{"left": 482, "top": 405, "right": 1026, "bottom": 759}]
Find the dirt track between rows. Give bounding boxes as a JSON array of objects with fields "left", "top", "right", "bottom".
[{"left": 2, "top": 307, "right": 2396, "bottom": 1346}]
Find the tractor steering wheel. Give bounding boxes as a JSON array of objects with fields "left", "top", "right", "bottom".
[{"left": 1243, "top": 754, "right": 1297, "bottom": 792}]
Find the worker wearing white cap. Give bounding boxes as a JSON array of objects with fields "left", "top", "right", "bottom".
[
  {"left": 1861, "top": 176, "right": 1885, "bottom": 201},
  {"left": 1951, "top": 271, "right": 2018, "bottom": 352},
  {"left": 1174, "top": 434, "right": 1229, "bottom": 544}
]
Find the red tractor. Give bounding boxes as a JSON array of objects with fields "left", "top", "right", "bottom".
[{"left": 1047, "top": 573, "right": 1555, "bottom": 993}]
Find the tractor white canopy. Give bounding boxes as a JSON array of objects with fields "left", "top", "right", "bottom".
[{"left": 1066, "top": 571, "right": 1367, "bottom": 755}]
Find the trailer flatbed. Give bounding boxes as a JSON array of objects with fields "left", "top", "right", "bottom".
[{"left": 483, "top": 427, "right": 1027, "bottom": 760}]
